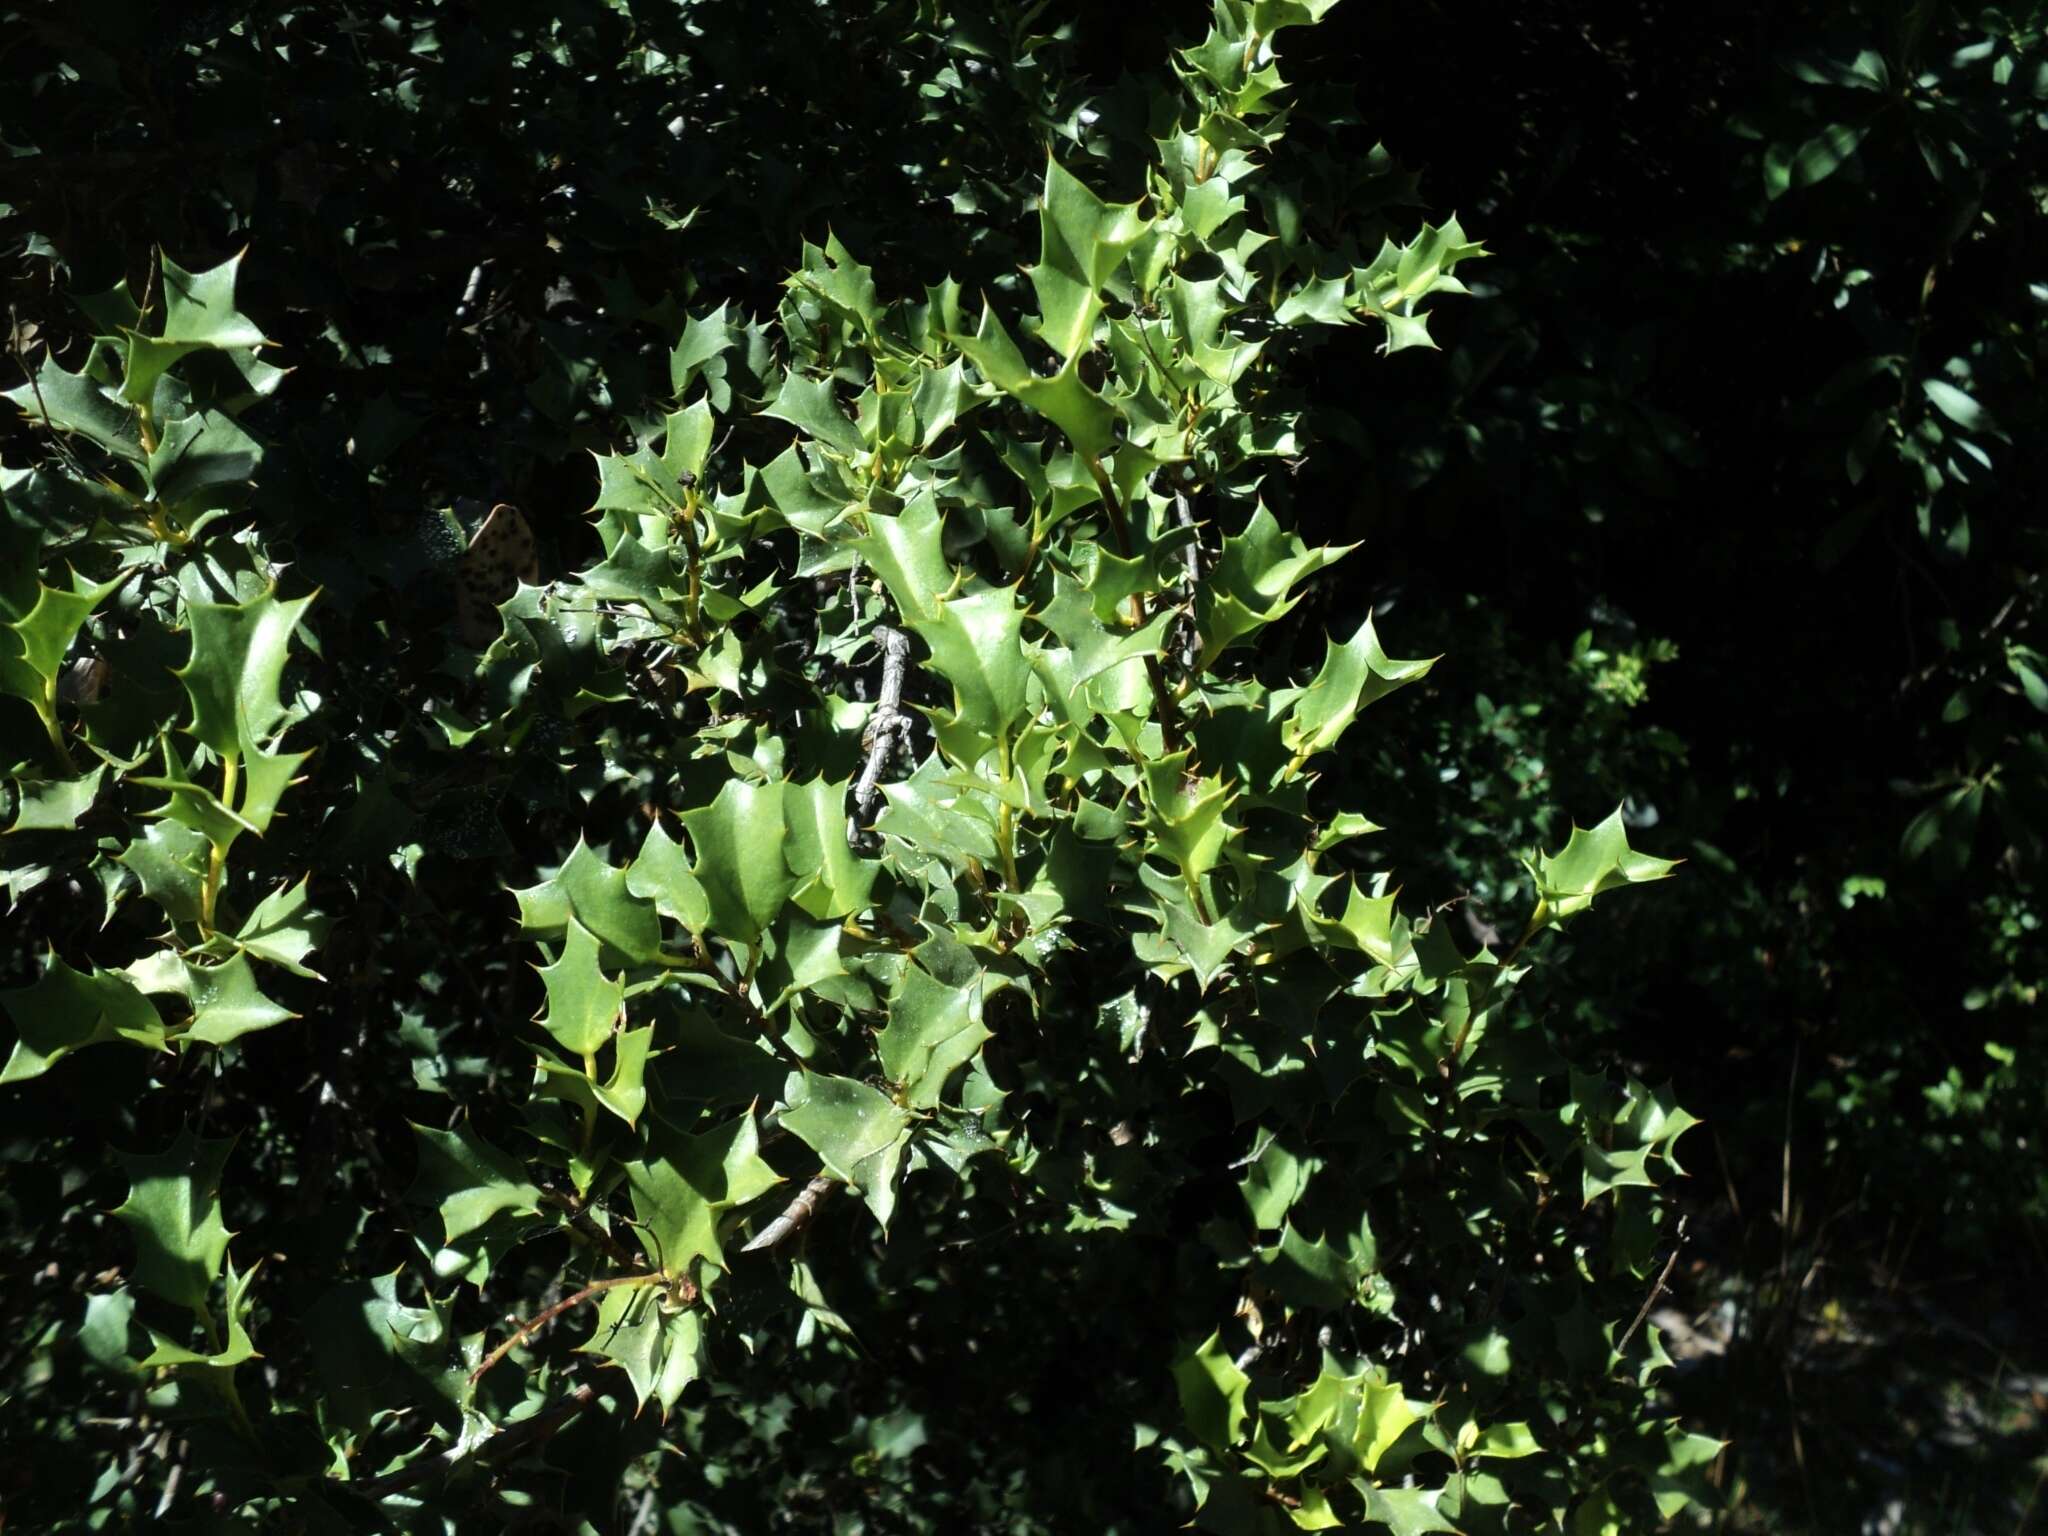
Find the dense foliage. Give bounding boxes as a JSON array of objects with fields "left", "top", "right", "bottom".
[{"left": 2, "top": 2, "right": 2042, "bottom": 1534}]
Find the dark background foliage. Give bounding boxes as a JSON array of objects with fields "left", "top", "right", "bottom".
[{"left": 2, "top": 0, "right": 2042, "bottom": 1531}]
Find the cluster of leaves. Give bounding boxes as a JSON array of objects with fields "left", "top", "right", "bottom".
[
  {"left": 1257, "top": 2, "right": 2047, "bottom": 1529},
  {"left": 0, "top": 2, "right": 1718, "bottom": 1532}
]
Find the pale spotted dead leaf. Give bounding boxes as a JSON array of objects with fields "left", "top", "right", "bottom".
[{"left": 456, "top": 503, "right": 540, "bottom": 647}]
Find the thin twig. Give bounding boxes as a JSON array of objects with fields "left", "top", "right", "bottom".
[
  {"left": 153, "top": 1441, "right": 185, "bottom": 1520},
  {"left": 467, "top": 1273, "right": 671, "bottom": 1386},
  {"left": 852, "top": 627, "right": 914, "bottom": 832},
  {"left": 1172, "top": 489, "right": 1201, "bottom": 676},
  {"left": 1616, "top": 1216, "right": 1688, "bottom": 1358},
  {"left": 9, "top": 303, "right": 87, "bottom": 481},
  {"left": 1084, "top": 456, "right": 1186, "bottom": 748},
  {"left": 353, "top": 1384, "right": 600, "bottom": 1499},
  {"left": 539, "top": 1185, "right": 640, "bottom": 1270},
  {"left": 741, "top": 1175, "right": 837, "bottom": 1253}
]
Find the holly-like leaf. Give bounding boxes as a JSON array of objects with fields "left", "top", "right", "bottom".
[
  {"left": 1354, "top": 1376, "right": 1420, "bottom": 1472},
  {"left": 783, "top": 776, "right": 877, "bottom": 920},
  {"left": 172, "top": 587, "right": 315, "bottom": 756},
  {"left": 781, "top": 1073, "right": 914, "bottom": 1188},
  {"left": 670, "top": 302, "right": 735, "bottom": 395},
  {"left": 159, "top": 250, "right": 269, "bottom": 351},
  {"left": 145, "top": 408, "right": 263, "bottom": 502},
  {"left": 855, "top": 491, "right": 955, "bottom": 625},
  {"left": 1142, "top": 753, "right": 1237, "bottom": 881},
  {"left": 681, "top": 778, "right": 794, "bottom": 945},
  {"left": 408, "top": 1121, "right": 543, "bottom": 1245},
  {"left": 139, "top": 1256, "right": 263, "bottom": 1377},
  {"left": 6, "top": 766, "right": 105, "bottom": 833},
  {"left": 1525, "top": 809, "right": 1680, "bottom": 926},
  {"left": 0, "top": 952, "right": 166, "bottom": 1084},
  {"left": 1240, "top": 1136, "right": 1316, "bottom": 1229},
  {"left": 1, "top": 568, "right": 126, "bottom": 704},
  {"left": 2, "top": 356, "right": 145, "bottom": 462},
  {"left": 512, "top": 838, "right": 665, "bottom": 967},
  {"left": 953, "top": 304, "right": 1118, "bottom": 459},
  {"left": 1197, "top": 506, "right": 1351, "bottom": 665},
  {"left": 582, "top": 1283, "right": 703, "bottom": 1416},
  {"left": 874, "top": 963, "right": 990, "bottom": 1108},
  {"left": 621, "top": 1111, "right": 782, "bottom": 1274},
  {"left": 535, "top": 1023, "right": 656, "bottom": 1129},
  {"left": 1471, "top": 1421, "right": 1542, "bottom": 1459},
  {"left": 133, "top": 729, "right": 311, "bottom": 859},
  {"left": 1172, "top": 1330, "right": 1250, "bottom": 1449},
  {"left": 534, "top": 920, "right": 625, "bottom": 1058},
  {"left": 1360, "top": 1486, "right": 1457, "bottom": 1536},
  {"left": 909, "top": 587, "right": 1033, "bottom": 744},
  {"left": 1260, "top": 1222, "right": 1360, "bottom": 1311},
  {"left": 179, "top": 952, "right": 298, "bottom": 1045},
  {"left": 1284, "top": 614, "right": 1437, "bottom": 757},
  {"left": 1032, "top": 158, "right": 1151, "bottom": 362},
  {"left": 233, "top": 875, "right": 328, "bottom": 977},
  {"left": 114, "top": 1129, "right": 235, "bottom": 1312},
  {"left": 764, "top": 369, "right": 864, "bottom": 457},
  {"left": 1035, "top": 571, "right": 1176, "bottom": 688},
  {"left": 626, "top": 820, "right": 711, "bottom": 934},
  {"left": 304, "top": 1271, "right": 464, "bottom": 1437}
]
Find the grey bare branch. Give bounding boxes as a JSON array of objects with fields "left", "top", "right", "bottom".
[
  {"left": 852, "top": 626, "right": 915, "bottom": 835},
  {"left": 741, "top": 1175, "right": 837, "bottom": 1253}
]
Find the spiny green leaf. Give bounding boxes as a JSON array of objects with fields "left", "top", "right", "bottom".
[
  {"left": 582, "top": 1283, "right": 702, "bottom": 1416},
  {"left": 1354, "top": 1376, "right": 1420, "bottom": 1472},
  {"left": 1032, "top": 158, "right": 1150, "bottom": 362},
  {"left": 1172, "top": 1331, "right": 1250, "bottom": 1449},
  {"left": 512, "top": 838, "right": 666, "bottom": 967},
  {"left": 855, "top": 491, "right": 955, "bottom": 624},
  {"left": 233, "top": 875, "right": 328, "bottom": 977},
  {"left": 681, "top": 778, "right": 795, "bottom": 945},
  {"left": 1, "top": 568, "right": 126, "bottom": 702},
  {"left": 1472, "top": 1421, "right": 1543, "bottom": 1459},
  {"left": 1525, "top": 809, "right": 1681, "bottom": 926},
  {"left": 5, "top": 766, "right": 105, "bottom": 833},
  {"left": 626, "top": 820, "right": 711, "bottom": 934},
  {"left": 114, "top": 1129, "right": 235, "bottom": 1312},
  {"left": 764, "top": 369, "right": 864, "bottom": 457},
  {"left": 909, "top": 587, "right": 1033, "bottom": 743},
  {"left": 0, "top": 951, "right": 166, "bottom": 1084},
  {"left": 535, "top": 1023, "right": 656, "bottom": 1129},
  {"left": 1240, "top": 1136, "right": 1316, "bottom": 1229},
  {"left": 141, "top": 1255, "right": 263, "bottom": 1373},
  {"left": 1035, "top": 571, "right": 1177, "bottom": 688},
  {"left": 114, "top": 819, "right": 212, "bottom": 926},
  {"left": 158, "top": 250, "right": 268, "bottom": 350},
  {"left": 953, "top": 304, "right": 1118, "bottom": 459},
  {"left": 622, "top": 1111, "right": 781, "bottom": 1274},
  {"left": 1360, "top": 1485, "right": 1457, "bottom": 1536},
  {"left": 1283, "top": 613, "right": 1437, "bottom": 756},
  {"left": 874, "top": 964, "right": 990, "bottom": 1108},
  {"left": 2, "top": 356, "right": 145, "bottom": 462},
  {"left": 1142, "top": 752, "right": 1237, "bottom": 881},
  {"left": 669, "top": 302, "right": 735, "bottom": 395},
  {"left": 783, "top": 776, "right": 878, "bottom": 920},
  {"left": 178, "top": 952, "right": 297, "bottom": 1045},
  {"left": 408, "top": 1121, "right": 543, "bottom": 1246},
  {"left": 1197, "top": 506, "right": 1351, "bottom": 664},
  {"left": 172, "top": 587, "right": 315, "bottom": 756},
  {"left": 147, "top": 407, "right": 264, "bottom": 502},
  {"left": 534, "top": 919, "right": 625, "bottom": 1058},
  {"left": 781, "top": 1073, "right": 914, "bottom": 1188}
]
